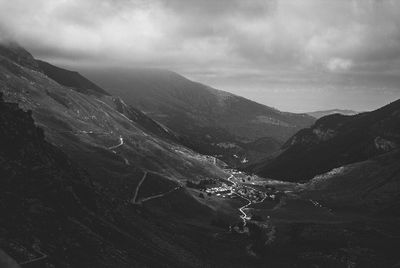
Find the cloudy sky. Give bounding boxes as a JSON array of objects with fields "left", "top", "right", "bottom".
[{"left": 1, "top": 0, "right": 400, "bottom": 112}]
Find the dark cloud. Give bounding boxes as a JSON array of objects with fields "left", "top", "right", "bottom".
[{"left": 0, "top": 0, "right": 400, "bottom": 111}]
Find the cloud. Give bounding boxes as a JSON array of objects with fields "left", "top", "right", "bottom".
[
  {"left": 0, "top": 0, "right": 400, "bottom": 111},
  {"left": 1, "top": 0, "right": 399, "bottom": 72}
]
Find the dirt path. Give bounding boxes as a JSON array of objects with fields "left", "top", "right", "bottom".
[
  {"left": 131, "top": 171, "right": 147, "bottom": 204},
  {"left": 131, "top": 171, "right": 182, "bottom": 205},
  {"left": 140, "top": 186, "right": 182, "bottom": 203}
]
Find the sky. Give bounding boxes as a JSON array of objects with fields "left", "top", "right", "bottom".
[{"left": 1, "top": 0, "right": 400, "bottom": 112}]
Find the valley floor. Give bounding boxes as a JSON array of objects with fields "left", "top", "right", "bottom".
[{"left": 182, "top": 165, "right": 400, "bottom": 267}]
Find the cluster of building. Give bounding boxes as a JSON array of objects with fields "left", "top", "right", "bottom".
[
  {"left": 205, "top": 183, "right": 235, "bottom": 198},
  {"left": 235, "top": 187, "right": 265, "bottom": 202}
]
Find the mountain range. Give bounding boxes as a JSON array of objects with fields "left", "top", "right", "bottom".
[
  {"left": 1, "top": 42, "right": 400, "bottom": 267},
  {"left": 307, "top": 109, "right": 359, "bottom": 119}
]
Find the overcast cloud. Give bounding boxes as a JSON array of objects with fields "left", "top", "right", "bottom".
[{"left": 1, "top": 0, "right": 400, "bottom": 112}]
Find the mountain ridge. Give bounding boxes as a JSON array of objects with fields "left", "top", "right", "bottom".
[
  {"left": 307, "top": 109, "right": 359, "bottom": 119},
  {"left": 36, "top": 59, "right": 110, "bottom": 97}
]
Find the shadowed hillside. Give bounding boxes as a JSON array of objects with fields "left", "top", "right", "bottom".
[{"left": 252, "top": 99, "right": 400, "bottom": 181}]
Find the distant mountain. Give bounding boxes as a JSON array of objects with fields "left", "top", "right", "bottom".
[
  {"left": 308, "top": 109, "right": 359, "bottom": 119},
  {"left": 82, "top": 68, "right": 314, "bottom": 166},
  {"left": 252, "top": 100, "right": 400, "bottom": 181}
]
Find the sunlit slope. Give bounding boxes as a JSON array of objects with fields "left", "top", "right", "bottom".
[{"left": 0, "top": 44, "right": 227, "bottom": 185}]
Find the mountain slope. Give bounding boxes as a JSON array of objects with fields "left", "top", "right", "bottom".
[
  {"left": 0, "top": 91, "right": 160, "bottom": 266},
  {"left": 82, "top": 68, "right": 314, "bottom": 166},
  {"left": 0, "top": 91, "right": 251, "bottom": 267},
  {"left": 253, "top": 100, "right": 400, "bottom": 181},
  {"left": 37, "top": 60, "right": 180, "bottom": 142},
  {"left": 36, "top": 59, "right": 110, "bottom": 97},
  {"left": 0, "top": 43, "right": 262, "bottom": 267},
  {"left": 302, "top": 149, "right": 400, "bottom": 215},
  {"left": 0, "top": 44, "right": 226, "bottom": 184}
]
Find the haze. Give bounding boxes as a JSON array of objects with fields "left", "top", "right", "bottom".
[{"left": 1, "top": 0, "right": 400, "bottom": 112}]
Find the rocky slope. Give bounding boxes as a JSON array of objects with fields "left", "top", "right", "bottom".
[
  {"left": 82, "top": 67, "right": 314, "bottom": 166},
  {"left": 252, "top": 99, "right": 400, "bottom": 181}
]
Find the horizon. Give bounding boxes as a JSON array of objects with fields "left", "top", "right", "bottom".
[{"left": 1, "top": 0, "right": 400, "bottom": 112}]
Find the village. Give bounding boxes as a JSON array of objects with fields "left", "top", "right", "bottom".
[{"left": 189, "top": 167, "right": 279, "bottom": 205}]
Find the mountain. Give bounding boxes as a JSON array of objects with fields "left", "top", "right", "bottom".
[
  {"left": 2, "top": 42, "right": 400, "bottom": 267},
  {"left": 37, "top": 60, "right": 181, "bottom": 143},
  {"left": 307, "top": 109, "right": 359, "bottom": 119},
  {"left": 0, "top": 43, "right": 226, "bottom": 183},
  {"left": 0, "top": 90, "right": 134, "bottom": 266},
  {"left": 252, "top": 100, "right": 400, "bottom": 182},
  {"left": 0, "top": 43, "right": 259, "bottom": 267},
  {"left": 81, "top": 67, "right": 315, "bottom": 166},
  {"left": 0, "top": 90, "right": 247, "bottom": 267}
]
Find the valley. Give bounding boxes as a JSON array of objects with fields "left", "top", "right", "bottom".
[
  {"left": 82, "top": 67, "right": 314, "bottom": 167},
  {"left": 0, "top": 42, "right": 399, "bottom": 267}
]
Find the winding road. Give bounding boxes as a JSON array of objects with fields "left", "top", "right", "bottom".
[
  {"left": 227, "top": 175, "right": 267, "bottom": 226},
  {"left": 139, "top": 186, "right": 182, "bottom": 203}
]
